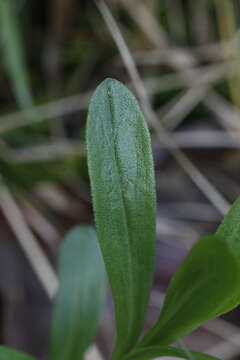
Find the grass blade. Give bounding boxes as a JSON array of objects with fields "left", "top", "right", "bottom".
[
  {"left": 0, "top": 0, "right": 34, "bottom": 109},
  {"left": 87, "top": 78, "right": 156, "bottom": 358},
  {"left": 50, "top": 226, "right": 106, "bottom": 360}
]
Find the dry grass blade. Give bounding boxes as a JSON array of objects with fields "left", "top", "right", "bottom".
[
  {"left": 119, "top": 0, "right": 167, "bottom": 48},
  {"left": 0, "top": 60, "right": 233, "bottom": 136},
  {"left": 4, "top": 141, "right": 84, "bottom": 163},
  {"left": 160, "top": 86, "right": 209, "bottom": 130},
  {"left": 145, "top": 61, "right": 238, "bottom": 132},
  {"left": 143, "top": 62, "right": 235, "bottom": 97},
  {"left": 172, "top": 130, "right": 240, "bottom": 149},
  {"left": 205, "top": 92, "right": 240, "bottom": 131},
  {"left": 207, "top": 333, "right": 240, "bottom": 360},
  {"left": 20, "top": 198, "right": 60, "bottom": 246},
  {"left": 94, "top": 0, "right": 230, "bottom": 216},
  {"left": 0, "top": 180, "right": 58, "bottom": 299},
  {"left": 0, "top": 91, "right": 91, "bottom": 134},
  {"left": 123, "top": 1, "right": 240, "bottom": 134}
]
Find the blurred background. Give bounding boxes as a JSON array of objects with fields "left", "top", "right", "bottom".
[{"left": 0, "top": 0, "right": 240, "bottom": 359}]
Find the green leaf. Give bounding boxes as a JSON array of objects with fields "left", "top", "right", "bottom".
[
  {"left": 216, "top": 198, "right": 240, "bottom": 253},
  {"left": 87, "top": 78, "right": 156, "bottom": 358},
  {"left": 123, "top": 346, "right": 220, "bottom": 360},
  {"left": 0, "top": 346, "right": 36, "bottom": 360},
  {"left": 214, "top": 198, "right": 240, "bottom": 314},
  {"left": 50, "top": 226, "right": 106, "bottom": 360},
  {"left": 140, "top": 234, "right": 240, "bottom": 347}
]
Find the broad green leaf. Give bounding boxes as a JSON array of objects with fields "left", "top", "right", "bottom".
[
  {"left": 0, "top": 346, "right": 36, "bottom": 360},
  {"left": 50, "top": 226, "right": 106, "bottom": 360},
  {"left": 140, "top": 234, "right": 240, "bottom": 347},
  {"left": 87, "top": 78, "right": 156, "bottom": 358},
  {"left": 123, "top": 346, "right": 220, "bottom": 360}
]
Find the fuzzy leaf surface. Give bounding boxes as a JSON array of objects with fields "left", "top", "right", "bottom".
[
  {"left": 50, "top": 226, "right": 106, "bottom": 360},
  {"left": 87, "top": 78, "right": 156, "bottom": 358},
  {"left": 216, "top": 198, "right": 240, "bottom": 254}
]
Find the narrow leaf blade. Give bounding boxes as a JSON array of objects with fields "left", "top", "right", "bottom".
[
  {"left": 0, "top": 0, "right": 34, "bottom": 109},
  {"left": 87, "top": 78, "right": 156, "bottom": 357},
  {"left": 140, "top": 234, "right": 240, "bottom": 347},
  {"left": 123, "top": 346, "right": 220, "bottom": 360},
  {"left": 0, "top": 346, "right": 36, "bottom": 360},
  {"left": 50, "top": 226, "right": 106, "bottom": 360}
]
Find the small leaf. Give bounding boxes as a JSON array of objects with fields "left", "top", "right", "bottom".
[
  {"left": 140, "top": 235, "right": 240, "bottom": 347},
  {"left": 50, "top": 226, "right": 106, "bottom": 360},
  {"left": 0, "top": 346, "right": 36, "bottom": 360},
  {"left": 216, "top": 198, "right": 240, "bottom": 253},
  {"left": 123, "top": 346, "right": 220, "bottom": 360},
  {"left": 213, "top": 198, "right": 240, "bottom": 314},
  {"left": 87, "top": 78, "right": 156, "bottom": 358}
]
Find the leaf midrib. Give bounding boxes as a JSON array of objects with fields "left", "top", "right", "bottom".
[{"left": 107, "top": 85, "right": 137, "bottom": 349}]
